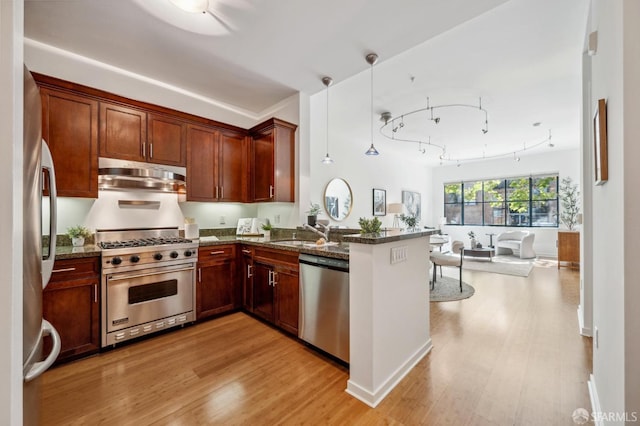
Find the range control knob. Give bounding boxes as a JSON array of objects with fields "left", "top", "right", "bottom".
[
  {"left": 130, "top": 255, "right": 140, "bottom": 263},
  {"left": 111, "top": 257, "right": 122, "bottom": 265},
  {"left": 170, "top": 251, "right": 179, "bottom": 259},
  {"left": 153, "top": 253, "right": 163, "bottom": 261},
  {"left": 184, "top": 250, "right": 193, "bottom": 257}
]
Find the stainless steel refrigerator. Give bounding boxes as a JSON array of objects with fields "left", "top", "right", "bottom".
[{"left": 22, "top": 65, "right": 60, "bottom": 425}]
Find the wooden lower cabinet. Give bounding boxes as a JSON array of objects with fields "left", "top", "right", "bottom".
[
  {"left": 196, "top": 245, "right": 237, "bottom": 320},
  {"left": 239, "top": 246, "right": 254, "bottom": 312},
  {"left": 557, "top": 231, "right": 580, "bottom": 269},
  {"left": 43, "top": 257, "right": 100, "bottom": 364},
  {"left": 251, "top": 248, "right": 299, "bottom": 336}
]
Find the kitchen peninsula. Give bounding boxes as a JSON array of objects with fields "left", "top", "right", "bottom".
[{"left": 343, "top": 229, "right": 436, "bottom": 407}]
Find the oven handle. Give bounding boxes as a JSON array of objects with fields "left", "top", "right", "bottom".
[{"left": 107, "top": 266, "right": 195, "bottom": 281}]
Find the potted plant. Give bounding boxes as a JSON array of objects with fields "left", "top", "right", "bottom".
[
  {"left": 306, "top": 203, "right": 321, "bottom": 226},
  {"left": 399, "top": 214, "right": 418, "bottom": 231},
  {"left": 559, "top": 176, "right": 580, "bottom": 230},
  {"left": 358, "top": 217, "right": 382, "bottom": 234},
  {"left": 467, "top": 231, "right": 477, "bottom": 249},
  {"left": 67, "top": 225, "right": 91, "bottom": 247},
  {"left": 261, "top": 222, "right": 273, "bottom": 239}
]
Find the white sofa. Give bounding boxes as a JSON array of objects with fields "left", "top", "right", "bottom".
[{"left": 495, "top": 231, "right": 536, "bottom": 259}]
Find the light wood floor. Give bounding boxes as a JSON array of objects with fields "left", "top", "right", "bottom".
[{"left": 41, "top": 262, "right": 592, "bottom": 425}]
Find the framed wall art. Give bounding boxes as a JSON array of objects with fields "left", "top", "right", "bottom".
[
  {"left": 372, "top": 188, "right": 386, "bottom": 216},
  {"left": 401, "top": 190, "right": 421, "bottom": 221},
  {"left": 594, "top": 98, "right": 608, "bottom": 185}
]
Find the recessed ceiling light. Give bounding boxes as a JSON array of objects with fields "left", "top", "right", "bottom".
[
  {"left": 169, "top": 0, "right": 209, "bottom": 14},
  {"left": 532, "top": 122, "right": 541, "bottom": 127}
]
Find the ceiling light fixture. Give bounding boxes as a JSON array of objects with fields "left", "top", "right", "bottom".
[
  {"left": 321, "top": 76, "right": 334, "bottom": 165},
  {"left": 169, "top": 0, "right": 209, "bottom": 14},
  {"left": 365, "top": 53, "right": 380, "bottom": 156}
]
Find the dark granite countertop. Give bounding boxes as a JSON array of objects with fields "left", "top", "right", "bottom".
[
  {"left": 51, "top": 245, "right": 102, "bottom": 260},
  {"left": 52, "top": 235, "right": 350, "bottom": 261},
  {"left": 342, "top": 228, "right": 439, "bottom": 244}
]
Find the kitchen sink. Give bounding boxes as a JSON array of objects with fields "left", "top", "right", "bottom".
[{"left": 270, "top": 239, "right": 308, "bottom": 247}]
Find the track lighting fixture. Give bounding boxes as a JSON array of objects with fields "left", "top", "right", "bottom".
[
  {"left": 365, "top": 53, "right": 380, "bottom": 156},
  {"left": 321, "top": 76, "right": 334, "bottom": 165}
]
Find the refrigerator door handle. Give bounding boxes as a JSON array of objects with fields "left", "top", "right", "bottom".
[
  {"left": 41, "top": 140, "right": 57, "bottom": 289},
  {"left": 24, "top": 320, "right": 61, "bottom": 382}
]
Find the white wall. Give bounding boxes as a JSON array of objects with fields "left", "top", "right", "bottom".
[
  {"left": 431, "top": 149, "right": 580, "bottom": 257},
  {"left": 307, "top": 74, "right": 432, "bottom": 230},
  {"left": 588, "top": 0, "right": 640, "bottom": 420},
  {"left": 0, "top": 1, "right": 24, "bottom": 424}
]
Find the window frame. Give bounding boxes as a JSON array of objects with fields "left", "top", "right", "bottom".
[{"left": 443, "top": 174, "right": 559, "bottom": 228}]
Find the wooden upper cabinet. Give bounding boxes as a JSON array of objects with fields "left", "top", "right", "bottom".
[
  {"left": 250, "top": 118, "right": 296, "bottom": 202},
  {"left": 147, "top": 113, "right": 187, "bottom": 167},
  {"left": 218, "top": 131, "right": 247, "bottom": 202},
  {"left": 99, "top": 102, "right": 147, "bottom": 162},
  {"left": 186, "top": 124, "right": 218, "bottom": 202},
  {"left": 252, "top": 131, "right": 275, "bottom": 202},
  {"left": 40, "top": 87, "right": 98, "bottom": 198},
  {"left": 186, "top": 125, "right": 247, "bottom": 202}
]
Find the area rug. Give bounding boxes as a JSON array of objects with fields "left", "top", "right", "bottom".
[
  {"left": 430, "top": 276, "right": 475, "bottom": 302},
  {"left": 462, "top": 255, "right": 534, "bottom": 277}
]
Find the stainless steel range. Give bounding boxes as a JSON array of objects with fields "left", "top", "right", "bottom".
[{"left": 97, "top": 227, "right": 198, "bottom": 347}]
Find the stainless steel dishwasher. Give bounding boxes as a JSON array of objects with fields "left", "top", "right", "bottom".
[{"left": 298, "top": 253, "right": 349, "bottom": 363}]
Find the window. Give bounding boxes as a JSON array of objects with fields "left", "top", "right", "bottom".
[{"left": 443, "top": 174, "right": 558, "bottom": 227}]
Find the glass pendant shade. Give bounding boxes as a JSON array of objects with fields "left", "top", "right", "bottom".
[{"left": 365, "top": 144, "right": 379, "bottom": 156}]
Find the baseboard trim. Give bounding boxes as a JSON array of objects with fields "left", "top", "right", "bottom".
[
  {"left": 346, "top": 338, "right": 433, "bottom": 408},
  {"left": 577, "top": 306, "right": 592, "bottom": 336},
  {"left": 588, "top": 374, "right": 603, "bottom": 426}
]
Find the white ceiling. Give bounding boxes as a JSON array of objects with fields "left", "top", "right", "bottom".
[{"left": 25, "top": 0, "right": 589, "bottom": 163}]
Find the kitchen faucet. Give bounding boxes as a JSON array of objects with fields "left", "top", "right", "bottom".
[{"left": 303, "top": 223, "right": 330, "bottom": 241}]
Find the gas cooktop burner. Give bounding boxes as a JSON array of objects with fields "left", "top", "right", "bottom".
[{"left": 99, "top": 237, "right": 193, "bottom": 250}]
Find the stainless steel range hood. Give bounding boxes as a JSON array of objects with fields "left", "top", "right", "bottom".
[{"left": 98, "top": 158, "right": 186, "bottom": 193}]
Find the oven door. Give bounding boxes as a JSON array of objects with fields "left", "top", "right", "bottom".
[{"left": 105, "top": 263, "right": 195, "bottom": 333}]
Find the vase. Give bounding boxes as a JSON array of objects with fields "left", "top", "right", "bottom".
[
  {"left": 470, "top": 238, "right": 476, "bottom": 249},
  {"left": 307, "top": 215, "right": 317, "bottom": 226},
  {"left": 72, "top": 237, "right": 85, "bottom": 247},
  {"left": 262, "top": 230, "right": 271, "bottom": 240}
]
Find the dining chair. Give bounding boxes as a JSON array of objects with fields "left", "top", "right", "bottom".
[{"left": 429, "top": 240, "right": 464, "bottom": 292}]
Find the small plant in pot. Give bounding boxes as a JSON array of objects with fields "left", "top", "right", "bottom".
[
  {"left": 467, "top": 231, "right": 477, "bottom": 248},
  {"left": 399, "top": 214, "right": 418, "bottom": 231},
  {"left": 261, "top": 222, "right": 273, "bottom": 239},
  {"left": 67, "top": 225, "right": 91, "bottom": 247},
  {"left": 358, "top": 217, "right": 382, "bottom": 234},
  {"left": 306, "top": 203, "right": 321, "bottom": 226}
]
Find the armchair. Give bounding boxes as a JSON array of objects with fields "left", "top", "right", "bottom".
[{"left": 495, "top": 231, "right": 536, "bottom": 259}]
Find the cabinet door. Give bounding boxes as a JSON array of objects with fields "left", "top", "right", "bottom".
[
  {"left": 252, "top": 130, "right": 275, "bottom": 202},
  {"left": 197, "top": 259, "right": 235, "bottom": 320},
  {"left": 252, "top": 261, "right": 275, "bottom": 322},
  {"left": 99, "top": 102, "right": 147, "bottom": 162},
  {"left": 218, "top": 131, "right": 247, "bottom": 202},
  {"left": 40, "top": 88, "right": 98, "bottom": 198},
  {"left": 272, "top": 125, "right": 295, "bottom": 202},
  {"left": 186, "top": 125, "right": 218, "bottom": 201},
  {"left": 43, "top": 258, "right": 100, "bottom": 363},
  {"left": 274, "top": 264, "right": 299, "bottom": 336},
  {"left": 147, "top": 113, "right": 187, "bottom": 166},
  {"left": 240, "top": 247, "right": 254, "bottom": 312}
]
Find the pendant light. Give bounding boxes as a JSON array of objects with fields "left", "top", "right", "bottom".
[
  {"left": 321, "top": 76, "right": 334, "bottom": 164},
  {"left": 365, "top": 53, "right": 380, "bottom": 156}
]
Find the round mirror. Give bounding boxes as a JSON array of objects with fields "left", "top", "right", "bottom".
[{"left": 324, "top": 178, "right": 353, "bottom": 221}]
